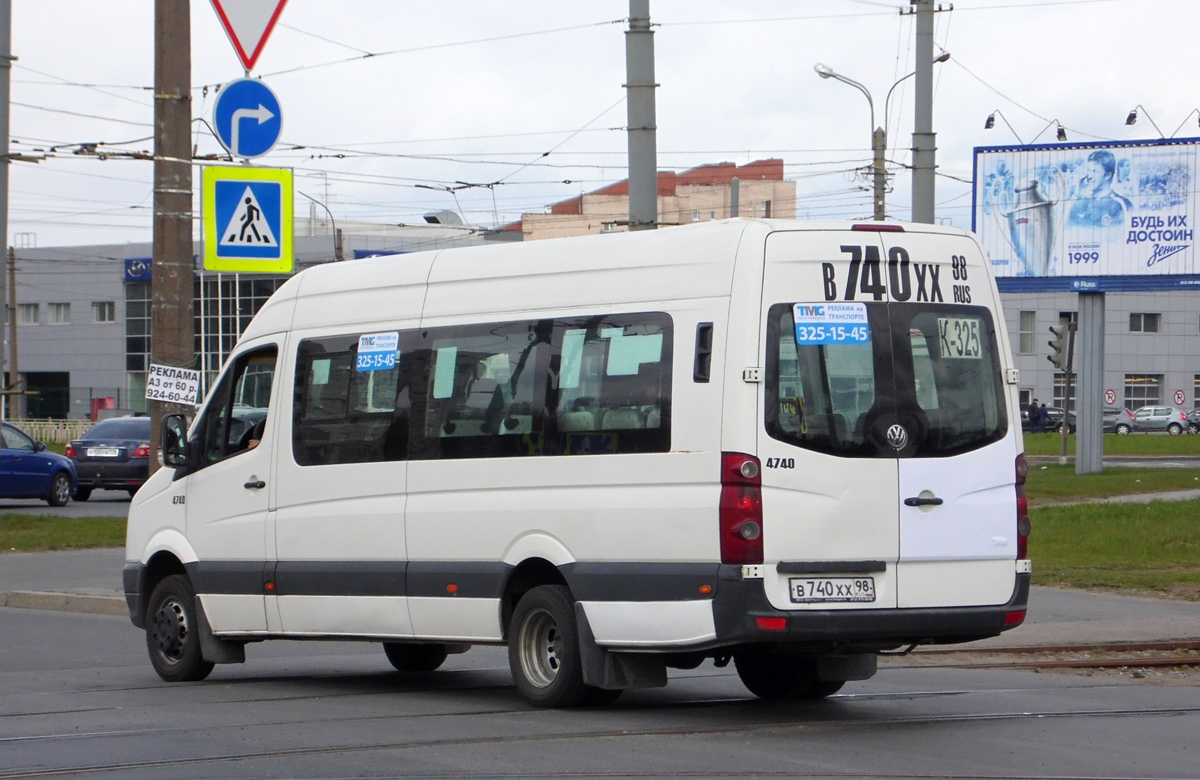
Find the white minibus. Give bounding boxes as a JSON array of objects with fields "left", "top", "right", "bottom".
[{"left": 125, "top": 219, "right": 1030, "bottom": 707}]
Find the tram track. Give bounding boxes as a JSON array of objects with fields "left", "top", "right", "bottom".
[{"left": 3, "top": 701, "right": 1200, "bottom": 779}]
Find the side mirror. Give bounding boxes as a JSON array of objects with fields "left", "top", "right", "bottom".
[
  {"left": 34, "top": 441, "right": 47, "bottom": 453},
  {"left": 162, "top": 414, "right": 189, "bottom": 468}
]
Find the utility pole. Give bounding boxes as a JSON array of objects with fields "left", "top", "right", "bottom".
[
  {"left": 150, "top": 0, "right": 194, "bottom": 472},
  {"left": 910, "top": 0, "right": 936, "bottom": 223},
  {"left": 625, "top": 0, "right": 657, "bottom": 230},
  {"left": 0, "top": 0, "right": 11, "bottom": 419},
  {"left": 6, "top": 247, "right": 16, "bottom": 419},
  {"left": 872, "top": 127, "right": 886, "bottom": 220}
]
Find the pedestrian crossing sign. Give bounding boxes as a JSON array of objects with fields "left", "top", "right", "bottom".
[{"left": 202, "top": 165, "right": 293, "bottom": 272}]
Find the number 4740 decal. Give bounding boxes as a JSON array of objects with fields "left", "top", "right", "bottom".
[{"left": 821, "top": 246, "right": 974, "bottom": 304}]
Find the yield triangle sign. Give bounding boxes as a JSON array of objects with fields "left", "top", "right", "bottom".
[{"left": 210, "top": 0, "right": 289, "bottom": 72}]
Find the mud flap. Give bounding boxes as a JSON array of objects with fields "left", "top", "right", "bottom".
[
  {"left": 195, "top": 600, "right": 246, "bottom": 665},
  {"left": 574, "top": 603, "right": 667, "bottom": 690},
  {"left": 817, "top": 653, "right": 877, "bottom": 682}
]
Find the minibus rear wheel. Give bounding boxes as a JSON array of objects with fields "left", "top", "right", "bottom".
[
  {"left": 383, "top": 642, "right": 448, "bottom": 672},
  {"left": 733, "top": 646, "right": 821, "bottom": 700},
  {"left": 508, "top": 584, "right": 591, "bottom": 708},
  {"left": 145, "top": 575, "right": 215, "bottom": 683}
]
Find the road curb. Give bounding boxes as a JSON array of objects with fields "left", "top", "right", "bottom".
[{"left": 0, "top": 590, "right": 127, "bottom": 616}]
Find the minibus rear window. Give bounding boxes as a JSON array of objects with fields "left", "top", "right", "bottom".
[{"left": 765, "top": 302, "right": 1007, "bottom": 458}]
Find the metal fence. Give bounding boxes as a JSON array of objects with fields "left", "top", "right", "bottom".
[{"left": 8, "top": 419, "right": 92, "bottom": 444}]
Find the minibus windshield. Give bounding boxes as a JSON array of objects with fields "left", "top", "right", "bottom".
[{"left": 765, "top": 302, "right": 1007, "bottom": 458}]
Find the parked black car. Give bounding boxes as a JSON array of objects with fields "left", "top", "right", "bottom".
[
  {"left": 1021, "top": 406, "right": 1074, "bottom": 433},
  {"left": 66, "top": 416, "right": 152, "bottom": 500}
]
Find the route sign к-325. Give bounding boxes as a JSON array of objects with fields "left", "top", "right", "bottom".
[
  {"left": 202, "top": 165, "right": 293, "bottom": 273},
  {"left": 213, "top": 78, "right": 283, "bottom": 159}
]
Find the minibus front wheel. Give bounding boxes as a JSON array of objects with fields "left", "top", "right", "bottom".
[{"left": 144, "top": 574, "right": 215, "bottom": 683}]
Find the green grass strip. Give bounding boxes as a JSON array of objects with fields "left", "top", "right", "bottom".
[
  {"left": 0, "top": 514, "right": 126, "bottom": 552},
  {"left": 1030, "top": 499, "right": 1200, "bottom": 597}
]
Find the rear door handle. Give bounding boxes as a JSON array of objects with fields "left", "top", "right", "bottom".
[
  {"left": 904, "top": 496, "right": 943, "bottom": 507},
  {"left": 244, "top": 479, "right": 266, "bottom": 490}
]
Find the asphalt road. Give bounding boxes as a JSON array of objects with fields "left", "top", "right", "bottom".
[{"left": 2, "top": 607, "right": 1198, "bottom": 779}]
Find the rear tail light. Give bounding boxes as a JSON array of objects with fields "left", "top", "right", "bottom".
[
  {"left": 720, "top": 452, "right": 763, "bottom": 565},
  {"left": 65, "top": 444, "right": 76, "bottom": 459},
  {"left": 1015, "top": 454, "right": 1030, "bottom": 560},
  {"left": 133, "top": 444, "right": 151, "bottom": 459},
  {"left": 851, "top": 223, "right": 905, "bottom": 232}
]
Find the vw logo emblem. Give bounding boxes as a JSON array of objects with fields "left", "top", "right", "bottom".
[{"left": 886, "top": 424, "right": 909, "bottom": 450}]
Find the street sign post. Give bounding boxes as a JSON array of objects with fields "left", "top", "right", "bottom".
[
  {"left": 213, "top": 78, "right": 282, "bottom": 159},
  {"left": 202, "top": 166, "right": 293, "bottom": 273},
  {"left": 210, "top": 0, "right": 288, "bottom": 72}
]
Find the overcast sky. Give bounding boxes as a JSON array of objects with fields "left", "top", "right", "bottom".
[{"left": 9, "top": 0, "right": 1198, "bottom": 248}]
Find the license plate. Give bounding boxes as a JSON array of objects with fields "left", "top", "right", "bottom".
[
  {"left": 789, "top": 576, "right": 876, "bottom": 604},
  {"left": 87, "top": 447, "right": 120, "bottom": 457}
]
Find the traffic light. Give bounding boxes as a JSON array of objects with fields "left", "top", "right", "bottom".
[{"left": 1047, "top": 324, "right": 1069, "bottom": 369}]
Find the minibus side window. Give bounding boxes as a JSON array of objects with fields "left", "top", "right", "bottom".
[
  {"left": 192, "top": 346, "right": 278, "bottom": 468},
  {"left": 549, "top": 312, "right": 672, "bottom": 455},
  {"left": 414, "top": 320, "right": 550, "bottom": 460},
  {"left": 292, "top": 332, "right": 414, "bottom": 466}
]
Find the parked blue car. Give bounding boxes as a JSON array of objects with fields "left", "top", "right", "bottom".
[{"left": 1, "top": 421, "right": 77, "bottom": 506}]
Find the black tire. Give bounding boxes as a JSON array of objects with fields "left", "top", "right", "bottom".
[
  {"left": 46, "top": 472, "right": 72, "bottom": 507},
  {"left": 1115, "top": 424, "right": 1131, "bottom": 435},
  {"left": 383, "top": 643, "right": 448, "bottom": 672},
  {"left": 733, "top": 647, "right": 820, "bottom": 700},
  {"left": 508, "top": 584, "right": 590, "bottom": 708},
  {"left": 806, "top": 679, "right": 846, "bottom": 699},
  {"left": 145, "top": 574, "right": 215, "bottom": 683},
  {"left": 1168, "top": 423, "right": 1183, "bottom": 435},
  {"left": 74, "top": 487, "right": 92, "bottom": 502}
]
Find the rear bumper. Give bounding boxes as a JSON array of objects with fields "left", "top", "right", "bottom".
[
  {"left": 74, "top": 460, "right": 147, "bottom": 489},
  {"left": 711, "top": 566, "right": 1030, "bottom": 651}
]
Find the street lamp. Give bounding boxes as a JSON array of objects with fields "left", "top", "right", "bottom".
[
  {"left": 814, "top": 52, "right": 949, "bottom": 221},
  {"left": 1124, "top": 104, "right": 1164, "bottom": 138},
  {"left": 985, "top": 112, "right": 1067, "bottom": 144}
]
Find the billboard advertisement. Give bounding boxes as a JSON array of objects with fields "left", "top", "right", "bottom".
[{"left": 973, "top": 138, "right": 1199, "bottom": 290}]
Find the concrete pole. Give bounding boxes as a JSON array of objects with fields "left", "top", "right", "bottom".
[
  {"left": 0, "top": 0, "right": 10, "bottom": 419},
  {"left": 1076, "top": 293, "right": 1105, "bottom": 474},
  {"left": 872, "top": 127, "right": 887, "bottom": 220},
  {"left": 911, "top": 0, "right": 936, "bottom": 223},
  {"left": 150, "top": 0, "right": 195, "bottom": 472},
  {"left": 625, "top": 0, "right": 658, "bottom": 230}
]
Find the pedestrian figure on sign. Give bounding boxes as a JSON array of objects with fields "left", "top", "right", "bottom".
[{"left": 236, "top": 197, "right": 262, "bottom": 242}]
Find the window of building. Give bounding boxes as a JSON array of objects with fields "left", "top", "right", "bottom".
[
  {"left": 49, "top": 303, "right": 70, "bottom": 324},
  {"left": 1053, "top": 373, "right": 1076, "bottom": 411},
  {"left": 762, "top": 200, "right": 773, "bottom": 218},
  {"left": 17, "top": 303, "right": 38, "bottom": 325},
  {"left": 1129, "top": 312, "right": 1161, "bottom": 333},
  {"left": 1018, "top": 311, "right": 1036, "bottom": 354},
  {"left": 1194, "top": 375, "right": 1200, "bottom": 410},
  {"left": 125, "top": 282, "right": 151, "bottom": 371},
  {"left": 692, "top": 210, "right": 700, "bottom": 222},
  {"left": 1124, "top": 374, "right": 1162, "bottom": 409},
  {"left": 93, "top": 301, "right": 116, "bottom": 323}
]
